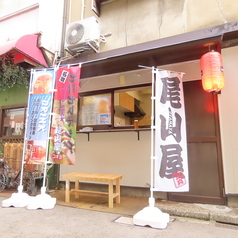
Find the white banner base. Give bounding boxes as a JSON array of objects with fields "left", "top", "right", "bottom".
[
  {"left": 27, "top": 187, "right": 56, "bottom": 210},
  {"left": 133, "top": 198, "right": 170, "bottom": 229},
  {"left": 2, "top": 185, "right": 31, "bottom": 208}
]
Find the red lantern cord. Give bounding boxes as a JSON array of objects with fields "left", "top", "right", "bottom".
[{"left": 200, "top": 51, "right": 225, "bottom": 94}]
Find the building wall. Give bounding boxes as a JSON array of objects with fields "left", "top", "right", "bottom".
[
  {"left": 1, "top": 0, "right": 237, "bottom": 63},
  {"left": 219, "top": 45, "right": 238, "bottom": 195},
  {"left": 38, "top": 0, "right": 65, "bottom": 54},
  {"left": 80, "top": 0, "right": 238, "bottom": 52},
  {"left": 0, "top": 86, "right": 28, "bottom": 107},
  {"left": 0, "top": 1, "right": 65, "bottom": 55},
  {"left": 61, "top": 131, "right": 151, "bottom": 187},
  {"left": 0, "top": 4, "right": 39, "bottom": 43}
]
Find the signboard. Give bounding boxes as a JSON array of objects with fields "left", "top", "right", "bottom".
[
  {"left": 154, "top": 70, "right": 189, "bottom": 192},
  {"left": 81, "top": 95, "right": 111, "bottom": 125},
  {"left": 49, "top": 66, "right": 81, "bottom": 165},
  {"left": 25, "top": 70, "right": 55, "bottom": 164}
]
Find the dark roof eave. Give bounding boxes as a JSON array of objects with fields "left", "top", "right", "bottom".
[{"left": 65, "top": 21, "right": 238, "bottom": 78}]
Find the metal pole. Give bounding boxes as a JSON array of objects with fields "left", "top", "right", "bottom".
[
  {"left": 149, "top": 67, "right": 156, "bottom": 206},
  {"left": 18, "top": 69, "right": 34, "bottom": 193},
  {"left": 41, "top": 68, "right": 56, "bottom": 193}
]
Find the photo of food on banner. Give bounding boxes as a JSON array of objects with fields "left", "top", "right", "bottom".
[
  {"left": 32, "top": 73, "right": 53, "bottom": 95},
  {"left": 49, "top": 101, "right": 76, "bottom": 165},
  {"left": 25, "top": 140, "right": 46, "bottom": 165}
]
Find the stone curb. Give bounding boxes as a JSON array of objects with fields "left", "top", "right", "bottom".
[{"left": 155, "top": 201, "right": 238, "bottom": 225}]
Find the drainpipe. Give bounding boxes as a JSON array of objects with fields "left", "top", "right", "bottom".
[
  {"left": 51, "top": 0, "right": 68, "bottom": 186},
  {"left": 81, "top": 0, "right": 85, "bottom": 20},
  {"left": 59, "top": 0, "right": 68, "bottom": 58}
]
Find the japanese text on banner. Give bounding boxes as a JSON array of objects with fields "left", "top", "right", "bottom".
[
  {"left": 49, "top": 66, "right": 81, "bottom": 165},
  {"left": 154, "top": 70, "right": 189, "bottom": 192},
  {"left": 25, "top": 70, "right": 55, "bottom": 164}
]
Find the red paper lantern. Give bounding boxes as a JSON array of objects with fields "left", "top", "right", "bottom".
[{"left": 200, "top": 51, "right": 225, "bottom": 93}]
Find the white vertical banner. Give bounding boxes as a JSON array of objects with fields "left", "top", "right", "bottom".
[{"left": 154, "top": 70, "right": 189, "bottom": 192}]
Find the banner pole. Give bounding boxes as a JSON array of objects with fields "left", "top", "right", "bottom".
[
  {"left": 41, "top": 68, "right": 57, "bottom": 193},
  {"left": 26, "top": 68, "right": 57, "bottom": 210},
  {"left": 19, "top": 69, "right": 35, "bottom": 190},
  {"left": 149, "top": 67, "right": 156, "bottom": 207},
  {"left": 1, "top": 70, "right": 35, "bottom": 207},
  {"left": 133, "top": 67, "right": 170, "bottom": 229}
]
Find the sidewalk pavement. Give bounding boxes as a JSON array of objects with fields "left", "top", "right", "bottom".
[
  {"left": 2, "top": 196, "right": 238, "bottom": 238},
  {"left": 49, "top": 189, "right": 238, "bottom": 225},
  {"left": 1, "top": 190, "right": 238, "bottom": 226}
]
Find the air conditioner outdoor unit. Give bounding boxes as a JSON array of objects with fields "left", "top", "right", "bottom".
[{"left": 65, "top": 16, "right": 100, "bottom": 55}]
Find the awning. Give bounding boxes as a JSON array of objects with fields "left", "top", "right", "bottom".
[
  {"left": 0, "top": 34, "right": 48, "bottom": 67},
  {"left": 65, "top": 21, "right": 238, "bottom": 79}
]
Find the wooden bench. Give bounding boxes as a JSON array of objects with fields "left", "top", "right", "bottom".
[{"left": 61, "top": 172, "right": 124, "bottom": 208}]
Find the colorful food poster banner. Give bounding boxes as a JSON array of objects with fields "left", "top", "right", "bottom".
[
  {"left": 25, "top": 70, "right": 55, "bottom": 164},
  {"left": 49, "top": 66, "right": 81, "bottom": 165},
  {"left": 96, "top": 96, "right": 111, "bottom": 124},
  {"left": 154, "top": 70, "right": 189, "bottom": 192},
  {"left": 81, "top": 95, "right": 111, "bottom": 125}
]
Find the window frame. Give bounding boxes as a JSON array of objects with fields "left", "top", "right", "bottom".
[
  {"left": 77, "top": 83, "right": 152, "bottom": 131},
  {"left": 77, "top": 89, "right": 114, "bottom": 131},
  {"left": 0, "top": 103, "right": 27, "bottom": 139}
]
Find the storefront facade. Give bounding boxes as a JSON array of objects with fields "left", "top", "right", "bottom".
[
  {"left": 59, "top": 0, "right": 238, "bottom": 206},
  {"left": 60, "top": 25, "right": 238, "bottom": 206},
  {"left": 1, "top": 0, "right": 238, "bottom": 206}
]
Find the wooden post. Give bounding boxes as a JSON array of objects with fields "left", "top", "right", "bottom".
[
  {"left": 108, "top": 180, "right": 113, "bottom": 208},
  {"left": 75, "top": 180, "right": 79, "bottom": 199},
  {"left": 115, "top": 178, "right": 120, "bottom": 203},
  {"left": 65, "top": 180, "right": 70, "bottom": 203}
]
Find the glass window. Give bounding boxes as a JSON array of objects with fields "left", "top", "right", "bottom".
[
  {"left": 78, "top": 68, "right": 152, "bottom": 131},
  {"left": 114, "top": 86, "right": 152, "bottom": 128},
  {"left": 2, "top": 107, "right": 26, "bottom": 137},
  {"left": 77, "top": 86, "right": 152, "bottom": 131},
  {"left": 78, "top": 93, "right": 111, "bottom": 127}
]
